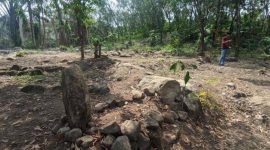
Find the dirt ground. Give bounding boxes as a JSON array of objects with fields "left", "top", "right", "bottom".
[{"left": 0, "top": 50, "right": 269, "bottom": 150}]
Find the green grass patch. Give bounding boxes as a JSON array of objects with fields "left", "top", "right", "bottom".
[
  {"left": 205, "top": 77, "right": 220, "bottom": 85},
  {"left": 12, "top": 75, "right": 45, "bottom": 84}
]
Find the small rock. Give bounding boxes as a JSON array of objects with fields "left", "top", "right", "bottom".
[
  {"left": 101, "top": 135, "right": 115, "bottom": 147},
  {"left": 226, "top": 82, "right": 236, "bottom": 89},
  {"left": 148, "top": 130, "right": 163, "bottom": 149},
  {"left": 10, "top": 65, "right": 22, "bottom": 71},
  {"left": 163, "top": 130, "right": 180, "bottom": 144},
  {"left": 7, "top": 57, "right": 15, "bottom": 61},
  {"left": 65, "top": 128, "right": 83, "bottom": 142},
  {"left": 132, "top": 90, "right": 145, "bottom": 101},
  {"left": 233, "top": 92, "right": 247, "bottom": 98},
  {"left": 57, "top": 127, "right": 70, "bottom": 137},
  {"left": 143, "top": 117, "right": 159, "bottom": 130},
  {"left": 76, "top": 135, "right": 94, "bottom": 148},
  {"left": 94, "top": 103, "right": 109, "bottom": 112},
  {"left": 177, "top": 111, "right": 188, "bottom": 121},
  {"left": 137, "top": 133, "right": 151, "bottom": 150},
  {"left": 52, "top": 123, "right": 64, "bottom": 135},
  {"left": 21, "top": 85, "right": 45, "bottom": 94},
  {"left": 183, "top": 94, "right": 203, "bottom": 120},
  {"left": 100, "top": 121, "right": 121, "bottom": 135},
  {"left": 120, "top": 120, "right": 140, "bottom": 141},
  {"left": 86, "top": 127, "right": 99, "bottom": 135},
  {"left": 143, "top": 111, "right": 164, "bottom": 123},
  {"left": 111, "top": 136, "right": 132, "bottom": 150},
  {"left": 106, "top": 100, "right": 118, "bottom": 108},
  {"left": 29, "top": 69, "right": 43, "bottom": 76},
  {"left": 88, "top": 83, "right": 110, "bottom": 95},
  {"left": 162, "top": 111, "right": 177, "bottom": 124}
]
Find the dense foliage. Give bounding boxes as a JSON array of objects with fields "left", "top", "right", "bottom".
[{"left": 0, "top": 0, "right": 270, "bottom": 58}]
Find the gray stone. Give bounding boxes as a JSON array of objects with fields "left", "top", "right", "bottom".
[
  {"left": 183, "top": 95, "right": 203, "bottom": 120},
  {"left": 100, "top": 121, "right": 121, "bottom": 135},
  {"left": 101, "top": 135, "right": 115, "bottom": 147},
  {"left": 76, "top": 135, "right": 94, "bottom": 148},
  {"left": 21, "top": 85, "right": 45, "bottom": 94},
  {"left": 138, "top": 76, "right": 181, "bottom": 104},
  {"left": 111, "top": 136, "right": 132, "bottom": 150},
  {"left": 88, "top": 83, "right": 110, "bottom": 95},
  {"left": 62, "top": 65, "right": 91, "bottom": 130},
  {"left": 65, "top": 128, "right": 83, "bottom": 142},
  {"left": 137, "top": 133, "right": 151, "bottom": 150},
  {"left": 233, "top": 92, "right": 247, "bottom": 98},
  {"left": 52, "top": 123, "right": 64, "bottom": 135},
  {"left": 163, "top": 129, "right": 180, "bottom": 144},
  {"left": 226, "top": 82, "right": 236, "bottom": 89},
  {"left": 144, "top": 111, "right": 164, "bottom": 123},
  {"left": 56, "top": 127, "right": 70, "bottom": 137},
  {"left": 162, "top": 111, "right": 177, "bottom": 124},
  {"left": 94, "top": 103, "right": 109, "bottom": 112},
  {"left": 177, "top": 111, "right": 188, "bottom": 121},
  {"left": 132, "top": 90, "right": 145, "bottom": 101},
  {"left": 120, "top": 120, "right": 140, "bottom": 141},
  {"left": 143, "top": 117, "right": 159, "bottom": 130},
  {"left": 10, "top": 65, "right": 22, "bottom": 71}
]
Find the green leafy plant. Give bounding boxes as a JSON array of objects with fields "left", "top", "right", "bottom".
[{"left": 170, "top": 61, "right": 197, "bottom": 87}]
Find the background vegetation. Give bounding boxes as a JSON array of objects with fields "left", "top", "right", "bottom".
[{"left": 1, "top": 0, "right": 270, "bottom": 59}]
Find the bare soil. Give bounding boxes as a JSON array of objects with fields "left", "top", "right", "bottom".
[{"left": 0, "top": 50, "right": 269, "bottom": 150}]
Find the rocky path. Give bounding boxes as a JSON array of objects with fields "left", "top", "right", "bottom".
[{"left": 0, "top": 51, "right": 269, "bottom": 149}]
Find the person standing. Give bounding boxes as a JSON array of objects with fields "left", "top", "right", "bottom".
[{"left": 219, "top": 32, "right": 232, "bottom": 66}]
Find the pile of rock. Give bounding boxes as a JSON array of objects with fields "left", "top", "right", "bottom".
[{"left": 56, "top": 65, "right": 204, "bottom": 149}]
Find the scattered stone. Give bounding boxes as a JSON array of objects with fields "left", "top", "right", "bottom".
[
  {"left": 88, "top": 83, "right": 110, "bottom": 95},
  {"left": 21, "top": 85, "right": 45, "bottom": 94},
  {"left": 7, "top": 57, "right": 15, "bottom": 61},
  {"left": 76, "top": 135, "right": 94, "bottom": 149},
  {"left": 100, "top": 121, "right": 121, "bottom": 135},
  {"left": 143, "top": 111, "right": 164, "bottom": 123},
  {"left": 137, "top": 133, "right": 151, "bottom": 150},
  {"left": 94, "top": 103, "right": 109, "bottom": 113},
  {"left": 86, "top": 127, "right": 99, "bottom": 135},
  {"left": 106, "top": 100, "right": 118, "bottom": 108},
  {"left": 10, "top": 65, "right": 22, "bottom": 71},
  {"left": 56, "top": 127, "right": 70, "bottom": 138},
  {"left": 163, "top": 129, "right": 180, "bottom": 144},
  {"left": 138, "top": 76, "right": 181, "bottom": 104},
  {"left": 226, "top": 82, "right": 236, "bottom": 89},
  {"left": 177, "top": 111, "right": 188, "bottom": 121},
  {"left": 148, "top": 130, "right": 163, "bottom": 149},
  {"left": 143, "top": 117, "right": 160, "bottom": 130},
  {"left": 65, "top": 128, "right": 83, "bottom": 142},
  {"left": 120, "top": 120, "right": 140, "bottom": 141},
  {"left": 62, "top": 65, "right": 91, "bottom": 130},
  {"left": 101, "top": 135, "right": 115, "bottom": 147},
  {"left": 162, "top": 111, "right": 177, "bottom": 124},
  {"left": 183, "top": 95, "right": 203, "bottom": 120},
  {"left": 111, "top": 136, "right": 132, "bottom": 150},
  {"left": 52, "top": 123, "right": 64, "bottom": 135},
  {"left": 233, "top": 92, "right": 247, "bottom": 98},
  {"left": 132, "top": 90, "right": 145, "bottom": 101}
]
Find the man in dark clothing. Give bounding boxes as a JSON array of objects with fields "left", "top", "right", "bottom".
[{"left": 219, "top": 32, "right": 232, "bottom": 66}]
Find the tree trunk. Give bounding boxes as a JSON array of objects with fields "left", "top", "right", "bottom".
[
  {"left": 27, "top": 0, "right": 36, "bottom": 47},
  {"left": 9, "top": 0, "right": 21, "bottom": 47},
  {"left": 53, "top": 0, "right": 66, "bottom": 46},
  {"left": 235, "top": 0, "right": 241, "bottom": 59},
  {"left": 212, "top": 0, "right": 222, "bottom": 47},
  {"left": 19, "top": 16, "right": 24, "bottom": 47}
]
